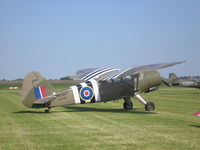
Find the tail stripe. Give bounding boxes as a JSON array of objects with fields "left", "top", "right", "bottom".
[{"left": 34, "top": 86, "right": 47, "bottom": 99}]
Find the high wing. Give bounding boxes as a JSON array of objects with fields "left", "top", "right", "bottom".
[
  {"left": 76, "top": 68, "right": 98, "bottom": 79},
  {"left": 77, "top": 61, "right": 185, "bottom": 81},
  {"left": 104, "top": 61, "right": 185, "bottom": 81},
  {"left": 76, "top": 68, "right": 121, "bottom": 81}
]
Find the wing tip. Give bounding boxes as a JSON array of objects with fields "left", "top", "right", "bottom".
[{"left": 175, "top": 60, "right": 186, "bottom": 64}]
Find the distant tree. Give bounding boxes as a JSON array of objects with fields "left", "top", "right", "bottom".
[
  {"left": 14, "top": 78, "right": 23, "bottom": 81},
  {"left": 59, "top": 76, "right": 71, "bottom": 80}
]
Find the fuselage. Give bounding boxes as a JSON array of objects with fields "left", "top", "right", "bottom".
[{"left": 49, "top": 71, "right": 162, "bottom": 108}]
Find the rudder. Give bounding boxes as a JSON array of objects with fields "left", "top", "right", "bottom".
[{"left": 22, "top": 72, "right": 54, "bottom": 108}]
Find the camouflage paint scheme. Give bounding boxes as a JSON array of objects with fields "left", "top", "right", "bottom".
[{"left": 22, "top": 61, "right": 184, "bottom": 112}]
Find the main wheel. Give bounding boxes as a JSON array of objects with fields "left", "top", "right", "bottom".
[
  {"left": 44, "top": 109, "right": 50, "bottom": 113},
  {"left": 145, "top": 102, "right": 155, "bottom": 111},
  {"left": 123, "top": 101, "right": 133, "bottom": 110}
]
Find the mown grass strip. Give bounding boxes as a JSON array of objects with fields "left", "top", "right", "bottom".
[{"left": 0, "top": 85, "right": 200, "bottom": 150}]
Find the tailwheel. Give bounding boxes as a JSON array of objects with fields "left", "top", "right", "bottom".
[
  {"left": 44, "top": 109, "right": 49, "bottom": 113},
  {"left": 145, "top": 102, "right": 155, "bottom": 111},
  {"left": 44, "top": 108, "right": 51, "bottom": 113},
  {"left": 123, "top": 101, "right": 133, "bottom": 110}
]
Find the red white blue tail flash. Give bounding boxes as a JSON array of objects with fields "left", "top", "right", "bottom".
[{"left": 34, "top": 86, "right": 47, "bottom": 99}]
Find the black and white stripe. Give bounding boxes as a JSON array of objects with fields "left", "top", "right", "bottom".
[
  {"left": 81, "top": 68, "right": 106, "bottom": 80},
  {"left": 71, "top": 79, "right": 101, "bottom": 104},
  {"left": 104, "top": 71, "right": 121, "bottom": 81},
  {"left": 75, "top": 84, "right": 86, "bottom": 104},
  {"left": 104, "top": 68, "right": 132, "bottom": 81},
  {"left": 85, "top": 81, "right": 96, "bottom": 103},
  {"left": 81, "top": 68, "right": 120, "bottom": 81}
]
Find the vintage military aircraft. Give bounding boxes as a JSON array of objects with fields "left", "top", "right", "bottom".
[
  {"left": 167, "top": 73, "right": 200, "bottom": 89},
  {"left": 22, "top": 61, "right": 184, "bottom": 113}
]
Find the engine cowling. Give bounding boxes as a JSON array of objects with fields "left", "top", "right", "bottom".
[{"left": 138, "top": 71, "right": 162, "bottom": 93}]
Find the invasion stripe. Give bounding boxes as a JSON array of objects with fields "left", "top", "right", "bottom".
[
  {"left": 71, "top": 86, "right": 80, "bottom": 104},
  {"left": 86, "top": 69, "right": 120, "bottom": 81},
  {"left": 71, "top": 80, "right": 101, "bottom": 104},
  {"left": 77, "top": 84, "right": 85, "bottom": 104},
  {"left": 84, "top": 68, "right": 119, "bottom": 81},
  {"left": 111, "top": 68, "right": 131, "bottom": 80},
  {"left": 81, "top": 68, "right": 106, "bottom": 80},
  {"left": 89, "top": 79, "right": 101, "bottom": 102},
  {"left": 85, "top": 81, "right": 96, "bottom": 103},
  {"left": 104, "top": 71, "right": 121, "bottom": 81}
]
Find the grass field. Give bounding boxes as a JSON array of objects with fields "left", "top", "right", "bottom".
[{"left": 0, "top": 83, "right": 200, "bottom": 150}]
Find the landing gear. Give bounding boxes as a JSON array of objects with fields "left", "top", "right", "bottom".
[
  {"left": 44, "top": 107, "right": 51, "bottom": 113},
  {"left": 134, "top": 93, "right": 155, "bottom": 111},
  {"left": 44, "top": 109, "right": 49, "bottom": 113},
  {"left": 123, "top": 97, "right": 133, "bottom": 110},
  {"left": 123, "top": 101, "right": 133, "bottom": 110},
  {"left": 145, "top": 102, "right": 155, "bottom": 111}
]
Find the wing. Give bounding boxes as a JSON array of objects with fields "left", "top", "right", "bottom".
[
  {"left": 76, "top": 68, "right": 121, "bottom": 81},
  {"left": 76, "top": 61, "right": 184, "bottom": 81},
  {"left": 105, "top": 61, "right": 185, "bottom": 81},
  {"left": 76, "top": 68, "right": 98, "bottom": 79}
]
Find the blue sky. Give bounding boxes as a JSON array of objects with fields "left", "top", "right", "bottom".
[{"left": 1, "top": 0, "right": 200, "bottom": 80}]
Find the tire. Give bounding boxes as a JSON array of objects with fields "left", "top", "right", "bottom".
[
  {"left": 145, "top": 102, "right": 155, "bottom": 111},
  {"left": 123, "top": 101, "right": 133, "bottom": 110},
  {"left": 44, "top": 109, "right": 50, "bottom": 113}
]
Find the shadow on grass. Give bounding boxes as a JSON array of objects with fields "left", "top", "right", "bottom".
[
  {"left": 13, "top": 110, "right": 50, "bottom": 114},
  {"left": 63, "top": 106, "right": 156, "bottom": 114},
  {"left": 190, "top": 124, "right": 200, "bottom": 128},
  {"left": 13, "top": 107, "right": 156, "bottom": 115}
]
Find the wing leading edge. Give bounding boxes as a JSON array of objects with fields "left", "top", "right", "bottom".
[
  {"left": 76, "top": 68, "right": 121, "bottom": 81},
  {"left": 76, "top": 61, "right": 185, "bottom": 82},
  {"left": 105, "top": 61, "right": 185, "bottom": 81}
]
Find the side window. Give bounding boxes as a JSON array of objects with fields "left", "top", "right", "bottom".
[{"left": 123, "top": 76, "right": 131, "bottom": 80}]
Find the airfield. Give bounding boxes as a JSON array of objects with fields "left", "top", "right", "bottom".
[{"left": 0, "top": 82, "right": 200, "bottom": 150}]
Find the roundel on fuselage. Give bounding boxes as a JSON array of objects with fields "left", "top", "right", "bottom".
[{"left": 80, "top": 86, "right": 94, "bottom": 101}]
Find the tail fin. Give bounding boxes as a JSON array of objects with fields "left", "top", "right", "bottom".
[{"left": 22, "top": 72, "right": 55, "bottom": 108}]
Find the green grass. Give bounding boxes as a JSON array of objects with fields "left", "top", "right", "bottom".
[
  {"left": 0, "top": 84, "right": 200, "bottom": 150},
  {"left": 0, "top": 83, "right": 22, "bottom": 90}
]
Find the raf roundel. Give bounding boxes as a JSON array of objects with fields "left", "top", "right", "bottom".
[{"left": 80, "top": 86, "right": 94, "bottom": 101}]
